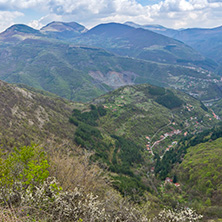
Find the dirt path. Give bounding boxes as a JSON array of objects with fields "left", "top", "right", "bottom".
[{"left": 149, "top": 114, "right": 174, "bottom": 155}]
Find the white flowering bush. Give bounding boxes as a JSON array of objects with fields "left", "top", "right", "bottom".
[
  {"left": 0, "top": 145, "right": 148, "bottom": 221},
  {"left": 0, "top": 145, "right": 204, "bottom": 221},
  {"left": 149, "top": 207, "right": 203, "bottom": 222},
  {"left": 18, "top": 177, "right": 107, "bottom": 221},
  {"left": 20, "top": 177, "right": 150, "bottom": 221}
]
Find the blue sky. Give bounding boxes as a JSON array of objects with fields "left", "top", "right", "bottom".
[
  {"left": 138, "top": 0, "right": 162, "bottom": 6},
  {"left": 0, "top": 0, "right": 222, "bottom": 32}
]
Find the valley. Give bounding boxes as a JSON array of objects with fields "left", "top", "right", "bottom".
[{"left": 0, "top": 19, "right": 222, "bottom": 221}]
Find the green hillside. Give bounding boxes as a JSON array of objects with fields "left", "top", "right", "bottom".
[
  {"left": 152, "top": 122, "right": 222, "bottom": 220},
  {"left": 68, "top": 84, "right": 219, "bottom": 205},
  {"left": 178, "top": 137, "right": 222, "bottom": 218},
  {"left": 0, "top": 36, "right": 221, "bottom": 102},
  {"left": 94, "top": 84, "right": 217, "bottom": 154},
  {"left": 0, "top": 80, "right": 166, "bottom": 221},
  {"left": 1, "top": 80, "right": 221, "bottom": 220}
]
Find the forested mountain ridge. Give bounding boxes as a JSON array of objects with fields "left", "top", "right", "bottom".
[
  {"left": 74, "top": 23, "right": 215, "bottom": 71},
  {"left": 125, "top": 22, "right": 222, "bottom": 75},
  {"left": 0, "top": 23, "right": 221, "bottom": 102}
]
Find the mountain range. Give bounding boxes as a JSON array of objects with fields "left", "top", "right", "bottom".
[
  {"left": 125, "top": 21, "right": 222, "bottom": 74},
  {"left": 0, "top": 22, "right": 221, "bottom": 102}
]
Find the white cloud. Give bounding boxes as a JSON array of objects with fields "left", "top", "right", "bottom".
[
  {"left": 28, "top": 14, "right": 63, "bottom": 29},
  {"left": 0, "top": 11, "right": 24, "bottom": 31},
  {"left": 0, "top": 0, "right": 222, "bottom": 31},
  {"left": 141, "top": 0, "right": 222, "bottom": 28},
  {"left": 0, "top": 0, "right": 47, "bottom": 10}
]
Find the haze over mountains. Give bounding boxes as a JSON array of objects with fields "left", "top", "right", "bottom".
[{"left": 125, "top": 21, "right": 222, "bottom": 74}]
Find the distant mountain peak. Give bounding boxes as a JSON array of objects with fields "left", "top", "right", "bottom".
[
  {"left": 0, "top": 24, "right": 42, "bottom": 41},
  {"left": 39, "top": 21, "right": 87, "bottom": 40},
  {"left": 2, "top": 24, "right": 40, "bottom": 35},
  {"left": 86, "top": 22, "right": 135, "bottom": 37},
  {"left": 40, "top": 21, "right": 87, "bottom": 35}
]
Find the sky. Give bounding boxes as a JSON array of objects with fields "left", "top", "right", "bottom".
[{"left": 0, "top": 0, "right": 222, "bottom": 32}]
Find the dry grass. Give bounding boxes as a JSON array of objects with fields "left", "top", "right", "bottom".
[
  {"left": 0, "top": 206, "right": 35, "bottom": 222},
  {"left": 0, "top": 207, "right": 21, "bottom": 222},
  {"left": 49, "top": 148, "right": 109, "bottom": 197}
]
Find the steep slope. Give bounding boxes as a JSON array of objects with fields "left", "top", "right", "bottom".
[
  {"left": 40, "top": 21, "right": 87, "bottom": 39},
  {"left": 0, "top": 80, "right": 76, "bottom": 149},
  {"left": 75, "top": 23, "right": 214, "bottom": 70}
]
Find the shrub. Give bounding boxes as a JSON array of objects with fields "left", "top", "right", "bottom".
[
  {"left": 0, "top": 144, "right": 49, "bottom": 206},
  {"left": 150, "top": 208, "right": 203, "bottom": 222}
]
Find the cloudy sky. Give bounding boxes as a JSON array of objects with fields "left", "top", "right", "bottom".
[{"left": 0, "top": 0, "right": 222, "bottom": 32}]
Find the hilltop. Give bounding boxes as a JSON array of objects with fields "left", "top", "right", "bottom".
[
  {"left": 40, "top": 21, "right": 87, "bottom": 39},
  {"left": 93, "top": 84, "right": 217, "bottom": 155},
  {"left": 0, "top": 24, "right": 43, "bottom": 42}
]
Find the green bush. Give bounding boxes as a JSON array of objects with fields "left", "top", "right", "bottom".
[
  {"left": 0, "top": 144, "right": 49, "bottom": 192},
  {"left": 0, "top": 144, "right": 51, "bottom": 209}
]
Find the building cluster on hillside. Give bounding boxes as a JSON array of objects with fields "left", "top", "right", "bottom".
[
  {"left": 165, "top": 177, "right": 180, "bottom": 187},
  {"left": 186, "top": 104, "right": 194, "bottom": 112},
  {"left": 211, "top": 109, "right": 220, "bottom": 120},
  {"left": 163, "top": 129, "right": 181, "bottom": 138}
]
